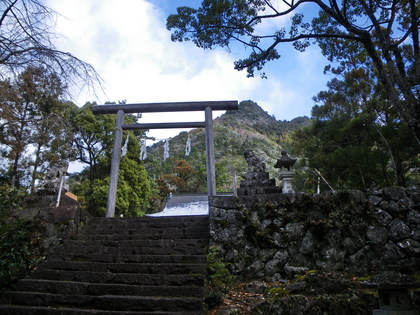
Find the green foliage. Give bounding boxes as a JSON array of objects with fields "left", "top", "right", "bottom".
[
  {"left": 0, "top": 219, "right": 44, "bottom": 291},
  {"left": 259, "top": 272, "right": 379, "bottom": 314},
  {"left": 71, "top": 102, "right": 116, "bottom": 174},
  {"left": 292, "top": 66, "right": 419, "bottom": 191},
  {"left": 73, "top": 157, "right": 152, "bottom": 217},
  {"left": 79, "top": 178, "right": 108, "bottom": 216},
  {"left": 144, "top": 101, "right": 308, "bottom": 195},
  {"left": 0, "top": 69, "right": 154, "bottom": 216},
  {"left": 0, "top": 185, "right": 25, "bottom": 218},
  {"left": 206, "top": 246, "right": 237, "bottom": 309},
  {"left": 207, "top": 246, "right": 236, "bottom": 287},
  {"left": 355, "top": 275, "right": 373, "bottom": 282},
  {"left": 117, "top": 157, "right": 152, "bottom": 217},
  {"left": 215, "top": 162, "right": 230, "bottom": 191},
  {"left": 70, "top": 102, "right": 153, "bottom": 216},
  {"left": 294, "top": 269, "right": 317, "bottom": 282},
  {"left": 167, "top": 1, "right": 420, "bottom": 142},
  {"left": 266, "top": 287, "right": 290, "bottom": 297},
  {"left": 413, "top": 272, "right": 420, "bottom": 282},
  {"left": 0, "top": 186, "right": 42, "bottom": 291},
  {"left": 0, "top": 66, "right": 75, "bottom": 189}
]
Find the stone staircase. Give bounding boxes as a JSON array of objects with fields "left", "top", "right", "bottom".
[{"left": 0, "top": 215, "right": 209, "bottom": 314}]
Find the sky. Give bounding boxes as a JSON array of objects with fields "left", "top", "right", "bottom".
[{"left": 47, "top": 0, "right": 330, "bottom": 142}]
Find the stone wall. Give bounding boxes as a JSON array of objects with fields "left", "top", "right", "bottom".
[
  {"left": 12, "top": 193, "right": 91, "bottom": 250},
  {"left": 209, "top": 187, "right": 420, "bottom": 280}
]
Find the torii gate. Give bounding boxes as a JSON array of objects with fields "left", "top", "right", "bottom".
[{"left": 92, "top": 101, "right": 238, "bottom": 217}]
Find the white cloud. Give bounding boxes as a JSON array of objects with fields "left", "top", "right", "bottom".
[
  {"left": 47, "top": 0, "right": 327, "bottom": 141},
  {"left": 47, "top": 0, "right": 254, "bottom": 138},
  {"left": 257, "top": 80, "right": 312, "bottom": 120}
]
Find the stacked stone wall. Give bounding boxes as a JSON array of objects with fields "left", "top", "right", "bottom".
[
  {"left": 209, "top": 187, "right": 420, "bottom": 280},
  {"left": 12, "top": 194, "right": 90, "bottom": 250}
]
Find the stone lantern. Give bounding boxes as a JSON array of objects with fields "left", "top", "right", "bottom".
[{"left": 274, "top": 151, "right": 297, "bottom": 193}]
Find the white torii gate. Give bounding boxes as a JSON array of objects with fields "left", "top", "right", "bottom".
[{"left": 92, "top": 101, "right": 238, "bottom": 218}]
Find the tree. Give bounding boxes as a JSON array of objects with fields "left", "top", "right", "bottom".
[
  {"left": 167, "top": 1, "right": 419, "bottom": 142},
  {"left": 0, "top": 0, "right": 100, "bottom": 92},
  {"left": 17, "top": 67, "right": 76, "bottom": 192},
  {"left": 0, "top": 76, "right": 33, "bottom": 187},
  {"left": 292, "top": 66, "right": 418, "bottom": 190},
  {"left": 215, "top": 162, "right": 231, "bottom": 192},
  {"left": 0, "top": 66, "right": 74, "bottom": 188},
  {"left": 76, "top": 157, "right": 152, "bottom": 217},
  {"left": 157, "top": 160, "right": 195, "bottom": 193},
  {"left": 70, "top": 104, "right": 153, "bottom": 217},
  {"left": 71, "top": 102, "right": 116, "bottom": 180}
]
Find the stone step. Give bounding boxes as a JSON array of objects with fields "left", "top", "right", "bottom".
[
  {"left": 0, "top": 304, "right": 202, "bottom": 314},
  {"left": 37, "top": 261, "right": 207, "bottom": 275},
  {"left": 71, "top": 231, "right": 209, "bottom": 241},
  {"left": 90, "top": 215, "right": 209, "bottom": 223},
  {"left": 53, "top": 245, "right": 207, "bottom": 256},
  {"left": 15, "top": 279, "right": 205, "bottom": 297},
  {"left": 61, "top": 238, "right": 208, "bottom": 248},
  {"left": 82, "top": 226, "right": 209, "bottom": 236},
  {"left": 0, "top": 215, "right": 209, "bottom": 314},
  {"left": 47, "top": 253, "right": 207, "bottom": 264},
  {"left": 30, "top": 270, "right": 206, "bottom": 286},
  {"left": 3, "top": 292, "right": 203, "bottom": 312},
  {"left": 93, "top": 214, "right": 209, "bottom": 223},
  {"left": 87, "top": 216, "right": 209, "bottom": 229}
]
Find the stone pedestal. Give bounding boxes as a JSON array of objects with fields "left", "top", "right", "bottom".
[{"left": 279, "top": 170, "right": 294, "bottom": 193}]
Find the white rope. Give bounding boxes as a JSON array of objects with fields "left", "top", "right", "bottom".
[
  {"left": 163, "top": 139, "right": 170, "bottom": 160},
  {"left": 121, "top": 135, "right": 129, "bottom": 157},
  {"left": 185, "top": 134, "right": 191, "bottom": 156},
  {"left": 139, "top": 139, "right": 147, "bottom": 160}
]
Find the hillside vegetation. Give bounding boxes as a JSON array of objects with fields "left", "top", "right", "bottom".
[{"left": 144, "top": 100, "right": 309, "bottom": 196}]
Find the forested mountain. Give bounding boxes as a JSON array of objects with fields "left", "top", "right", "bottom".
[
  {"left": 218, "top": 101, "right": 309, "bottom": 139},
  {"left": 143, "top": 100, "right": 309, "bottom": 195}
]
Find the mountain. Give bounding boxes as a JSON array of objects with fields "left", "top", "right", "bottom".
[
  {"left": 143, "top": 100, "right": 310, "bottom": 192},
  {"left": 216, "top": 100, "right": 310, "bottom": 146}
]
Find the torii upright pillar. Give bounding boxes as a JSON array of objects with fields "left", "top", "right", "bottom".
[
  {"left": 106, "top": 110, "right": 124, "bottom": 218},
  {"left": 205, "top": 107, "right": 216, "bottom": 196}
]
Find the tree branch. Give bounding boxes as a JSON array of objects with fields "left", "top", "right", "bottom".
[
  {"left": 264, "top": 0, "right": 280, "bottom": 14},
  {"left": 0, "top": 0, "right": 18, "bottom": 27},
  {"left": 248, "top": 0, "right": 310, "bottom": 25}
]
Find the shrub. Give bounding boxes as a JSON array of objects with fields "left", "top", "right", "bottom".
[
  {"left": 0, "top": 219, "right": 44, "bottom": 291},
  {"left": 206, "top": 246, "right": 237, "bottom": 309},
  {"left": 0, "top": 185, "right": 43, "bottom": 291}
]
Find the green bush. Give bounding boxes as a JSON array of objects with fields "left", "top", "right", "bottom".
[
  {"left": 0, "top": 185, "right": 25, "bottom": 218},
  {"left": 0, "top": 219, "right": 44, "bottom": 291},
  {"left": 206, "top": 246, "right": 237, "bottom": 309},
  {"left": 0, "top": 185, "right": 43, "bottom": 292}
]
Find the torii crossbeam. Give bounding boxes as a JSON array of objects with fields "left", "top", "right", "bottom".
[{"left": 92, "top": 101, "right": 238, "bottom": 217}]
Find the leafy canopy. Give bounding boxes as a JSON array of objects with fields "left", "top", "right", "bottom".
[
  {"left": 70, "top": 103, "right": 153, "bottom": 217},
  {"left": 167, "top": 0, "right": 419, "bottom": 142},
  {"left": 0, "top": 66, "right": 76, "bottom": 189},
  {"left": 292, "top": 65, "right": 418, "bottom": 190}
]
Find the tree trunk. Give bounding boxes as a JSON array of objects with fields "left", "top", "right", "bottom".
[
  {"left": 10, "top": 153, "right": 20, "bottom": 188},
  {"left": 30, "top": 143, "right": 42, "bottom": 193},
  {"left": 360, "top": 37, "right": 420, "bottom": 146}
]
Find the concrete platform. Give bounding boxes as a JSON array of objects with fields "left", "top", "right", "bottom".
[{"left": 148, "top": 194, "right": 209, "bottom": 216}]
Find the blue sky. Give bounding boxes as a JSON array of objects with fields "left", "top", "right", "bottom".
[{"left": 47, "top": 0, "right": 330, "bottom": 141}]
